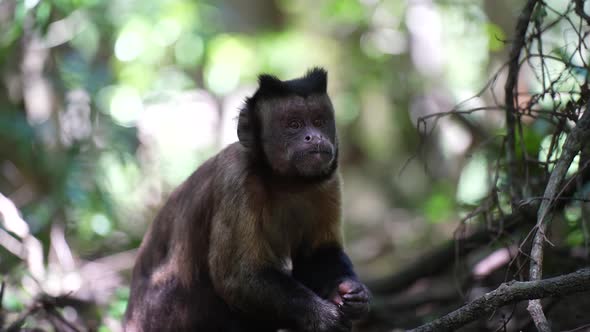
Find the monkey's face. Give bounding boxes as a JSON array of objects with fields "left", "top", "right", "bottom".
[{"left": 259, "top": 95, "right": 338, "bottom": 179}]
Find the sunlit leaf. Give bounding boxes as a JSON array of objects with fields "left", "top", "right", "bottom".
[{"left": 485, "top": 23, "right": 506, "bottom": 51}]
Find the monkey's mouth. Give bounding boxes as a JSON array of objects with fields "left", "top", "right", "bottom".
[
  {"left": 294, "top": 148, "right": 335, "bottom": 175},
  {"left": 293, "top": 147, "right": 334, "bottom": 166},
  {"left": 306, "top": 149, "right": 334, "bottom": 165},
  {"left": 306, "top": 145, "right": 333, "bottom": 155},
  {"left": 308, "top": 150, "right": 331, "bottom": 155},
  {"left": 307, "top": 150, "right": 332, "bottom": 159}
]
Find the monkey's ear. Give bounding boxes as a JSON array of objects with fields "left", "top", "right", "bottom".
[
  {"left": 237, "top": 100, "right": 259, "bottom": 150},
  {"left": 238, "top": 73, "right": 284, "bottom": 151}
]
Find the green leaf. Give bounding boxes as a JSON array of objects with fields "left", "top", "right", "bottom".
[{"left": 485, "top": 23, "right": 506, "bottom": 51}]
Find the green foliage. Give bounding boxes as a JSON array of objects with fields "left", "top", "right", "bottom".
[
  {"left": 566, "top": 229, "right": 585, "bottom": 247},
  {"left": 515, "top": 125, "right": 544, "bottom": 157},
  {"left": 108, "top": 287, "right": 130, "bottom": 319},
  {"left": 423, "top": 183, "right": 455, "bottom": 224},
  {"left": 1, "top": 2, "right": 25, "bottom": 49},
  {"left": 3, "top": 0, "right": 586, "bottom": 330},
  {"left": 321, "top": 0, "right": 367, "bottom": 25},
  {"left": 2, "top": 290, "right": 25, "bottom": 311},
  {"left": 485, "top": 23, "right": 506, "bottom": 52}
]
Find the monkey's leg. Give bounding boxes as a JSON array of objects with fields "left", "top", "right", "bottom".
[{"left": 126, "top": 276, "right": 250, "bottom": 332}]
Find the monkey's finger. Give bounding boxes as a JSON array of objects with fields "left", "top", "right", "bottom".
[
  {"left": 331, "top": 293, "right": 344, "bottom": 306},
  {"left": 342, "top": 292, "right": 371, "bottom": 300},
  {"left": 342, "top": 291, "right": 370, "bottom": 302},
  {"left": 343, "top": 302, "right": 369, "bottom": 312},
  {"left": 338, "top": 281, "right": 355, "bottom": 294},
  {"left": 341, "top": 302, "right": 370, "bottom": 319},
  {"left": 341, "top": 287, "right": 364, "bottom": 296},
  {"left": 342, "top": 300, "right": 369, "bottom": 311}
]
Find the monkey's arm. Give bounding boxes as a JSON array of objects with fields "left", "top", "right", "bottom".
[
  {"left": 293, "top": 244, "right": 356, "bottom": 298},
  {"left": 228, "top": 267, "right": 350, "bottom": 332},
  {"left": 208, "top": 220, "right": 349, "bottom": 331},
  {"left": 292, "top": 244, "right": 370, "bottom": 320},
  {"left": 291, "top": 178, "right": 371, "bottom": 321}
]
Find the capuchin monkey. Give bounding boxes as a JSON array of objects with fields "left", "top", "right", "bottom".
[{"left": 124, "top": 68, "right": 370, "bottom": 332}]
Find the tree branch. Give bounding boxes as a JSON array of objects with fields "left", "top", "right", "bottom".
[
  {"left": 527, "top": 101, "right": 590, "bottom": 331},
  {"left": 408, "top": 268, "right": 590, "bottom": 332},
  {"left": 504, "top": 0, "right": 539, "bottom": 204},
  {"left": 574, "top": 0, "right": 590, "bottom": 25}
]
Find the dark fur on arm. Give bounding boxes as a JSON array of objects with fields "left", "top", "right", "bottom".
[
  {"left": 228, "top": 268, "right": 347, "bottom": 331},
  {"left": 293, "top": 244, "right": 356, "bottom": 299},
  {"left": 294, "top": 244, "right": 370, "bottom": 322}
]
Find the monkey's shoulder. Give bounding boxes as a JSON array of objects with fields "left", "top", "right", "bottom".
[
  {"left": 171, "top": 142, "right": 341, "bottom": 223},
  {"left": 169, "top": 142, "right": 246, "bottom": 198}
]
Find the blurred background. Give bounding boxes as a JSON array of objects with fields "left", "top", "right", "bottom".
[{"left": 1, "top": 0, "right": 589, "bottom": 331}]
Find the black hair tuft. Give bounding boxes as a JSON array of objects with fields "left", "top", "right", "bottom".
[
  {"left": 257, "top": 74, "right": 284, "bottom": 92},
  {"left": 254, "top": 67, "right": 328, "bottom": 98},
  {"left": 301, "top": 67, "right": 327, "bottom": 93}
]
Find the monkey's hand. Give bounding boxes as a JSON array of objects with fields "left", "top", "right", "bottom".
[
  {"left": 331, "top": 280, "right": 371, "bottom": 320},
  {"left": 300, "top": 300, "right": 351, "bottom": 332}
]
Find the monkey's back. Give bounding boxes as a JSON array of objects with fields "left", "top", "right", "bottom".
[{"left": 124, "top": 143, "right": 273, "bottom": 332}]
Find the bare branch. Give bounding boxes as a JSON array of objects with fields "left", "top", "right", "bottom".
[
  {"left": 574, "top": 0, "right": 590, "bottom": 25},
  {"left": 408, "top": 268, "right": 590, "bottom": 332},
  {"left": 0, "top": 280, "right": 5, "bottom": 329},
  {"left": 527, "top": 102, "right": 590, "bottom": 329},
  {"left": 527, "top": 300, "right": 551, "bottom": 332},
  {"left": 504, "top": 0, "right": 539, "bottom": 204}
]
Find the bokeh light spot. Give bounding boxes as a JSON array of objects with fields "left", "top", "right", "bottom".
[{"left": 115, "top": 19, "right": 151, "bottom": 62}]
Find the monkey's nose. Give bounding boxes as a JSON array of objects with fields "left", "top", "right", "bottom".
[{"left": 305, "top": 135, "right": 322, "bottom": 144}]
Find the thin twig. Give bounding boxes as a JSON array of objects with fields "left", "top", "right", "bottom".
[
  {"left": 0, "top": 280, "right": 5, "bottom": 329},
  {"left": 5, "top": 303, "right": 42, "bottom": 332},
  {"left": 562, "top": 323, "right": 590, "bottom": 332},
  {"left": 574, "top": 0, "right": 590, "bottom": 25}
]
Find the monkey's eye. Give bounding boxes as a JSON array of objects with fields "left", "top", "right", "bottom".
[
  {"left": 312, "top": 119, "right": 325, "bottom": 127},
  {"left": 288, "top": 120, "right": 302, "bottom": 129}
]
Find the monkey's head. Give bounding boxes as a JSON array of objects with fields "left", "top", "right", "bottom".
[{"left": 238, "top": 68, "right": 338, "bottom": 180}]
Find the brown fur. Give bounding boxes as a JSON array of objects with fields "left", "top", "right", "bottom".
[
  {"left": 124, "top": 68, "right": 367, "bottom": 332},
  {"left": 124, "top": 143, "right": 343, "bottom": 331}
]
